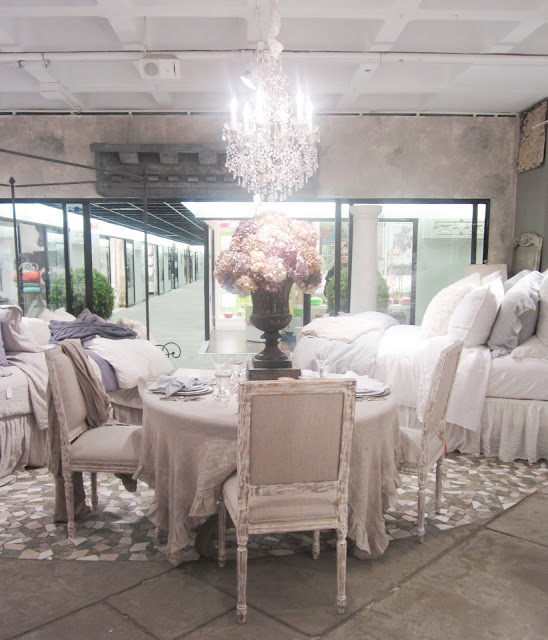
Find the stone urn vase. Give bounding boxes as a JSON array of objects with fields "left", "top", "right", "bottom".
[{"left": 250, "top": 279, "right": 293, "bottom": 369}]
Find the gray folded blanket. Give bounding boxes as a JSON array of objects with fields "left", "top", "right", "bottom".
[{"left": 49, "top": 320, "right": 137, "bottom": 343}]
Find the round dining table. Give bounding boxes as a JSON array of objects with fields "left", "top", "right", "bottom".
[{"left": 136, "top": 372, "right": 402, "bottom": 566}]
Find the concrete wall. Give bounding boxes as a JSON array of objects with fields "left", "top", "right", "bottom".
[
  {"left": 0, "top": 113, "right": 519, "bottom": 263},
  {"left": 515, "top": 156, "right": 548, "bottom": 271}
]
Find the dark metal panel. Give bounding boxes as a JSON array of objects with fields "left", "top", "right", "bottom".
[
  {"left": 82, "top": 202, "right": 94, "bottom": 312},
  {"left": 62, "top": 204, "right": 73, "bottom": 314}
]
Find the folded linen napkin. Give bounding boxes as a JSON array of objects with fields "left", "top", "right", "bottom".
[
  {"left": 300, "top": 369, "right": 389, "bottom": 396},
  {"left": 148, "top": 375, "right": 214, "bottom": 397}
]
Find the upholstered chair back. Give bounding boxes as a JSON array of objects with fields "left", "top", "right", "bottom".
[
  {"left": 47, "top": 348, "right": 88, "bottom": 441},
  {"left": 239, "top": 379, "right": 356, "bottom": 497},
  {"left": 422, "top": 342, "right": 463, "bottom": 443},
  {"left": 248, "top": 390, "right": 345, "bottom": 485}
]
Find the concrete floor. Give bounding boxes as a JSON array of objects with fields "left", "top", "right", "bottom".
[{"left": 1, "top": 487, "right": 546, "bottom": 640}]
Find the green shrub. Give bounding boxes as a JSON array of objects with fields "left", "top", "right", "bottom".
[
  {"left": 49, "top": 268, "right": 115, "bottom": 320},
  {"left": 324, "top": 269, "right": 390, "bottom": 314}
]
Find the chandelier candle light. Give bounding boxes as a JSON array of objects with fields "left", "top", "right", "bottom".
[{"left": 223, "top": 0, "right": 320, "bottom": 202}]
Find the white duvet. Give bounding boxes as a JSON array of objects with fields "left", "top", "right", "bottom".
[{"left": 85, "top": 337, "right": 173, "bottom": 389}]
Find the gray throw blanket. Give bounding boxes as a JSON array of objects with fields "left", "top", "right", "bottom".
[
  {"left": 49, "top": 320, "right": 137, "bottom": 344},
  {"left": 46, "top": 339, "right": 135, "bottom": 522}
]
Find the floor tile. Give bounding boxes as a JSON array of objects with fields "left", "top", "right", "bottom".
[
  {"left": 0, "top": 560, "right": 170, "bottom": 640},
  {"left": 13, "top": 603, "right": 156, "bottom": 640},
  {"left": 185, "top": 525, "right": 477, "bottom": 637},
  {"left": 107, "top": 570, "right": 235, "bottom": 640},
  {"left": 486, "top": 491, "right": 548, "bottom": 546},
  {"left": 182, "top": 609, "right": 308, "bottom": 639}
]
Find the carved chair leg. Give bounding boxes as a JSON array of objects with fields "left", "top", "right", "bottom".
[
  {"left": 417, "top": 480, "right": 426, "bottom": 543},
  {"left": 336, "top": 529, "right": 347, "bottom": 615},
  {"left": 435, "top": 455, "right": 444, "bottom": 514},
  {"left": 312, "top": 530, "right": 320, "bottom": 560},
  {"left": 236, "top": 530, "right": 249, "bottom": 624},
  {"left": 90, "top": 472, "right": 98, "bottom": 510},
  {"left": 218, "top": 499, "right": 226, "bottom": 568},
  {"left": 63, "top": 472, "right": 76, "bottom": 538}
]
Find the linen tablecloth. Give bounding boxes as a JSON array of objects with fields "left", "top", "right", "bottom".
[{"left": 136, "top": 386, "right": 400, "bottom": 565}]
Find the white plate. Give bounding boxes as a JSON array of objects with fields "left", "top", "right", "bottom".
[
  {"left": 356, "top": 387, "right": 390, "bottom": 398},
  {"left": 170, "top": 386, "right": 215, "bottom": 397}
]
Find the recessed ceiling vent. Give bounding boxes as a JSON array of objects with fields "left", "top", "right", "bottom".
[{"left": 139, "top": 55, "right": 180, "bottom": 80}]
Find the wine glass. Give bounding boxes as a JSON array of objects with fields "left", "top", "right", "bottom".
[
  {"left": 215, "top": 370, "right": 231, "bottom": 402},
  {"left": 211, "top": 353, "right": 228, "bottom": 372},
  {"left": 315, "top": 349, "right": 330, "bottom": 378},
  {"left": 229, "top": 360, "right": 245, "bottom": 394}
]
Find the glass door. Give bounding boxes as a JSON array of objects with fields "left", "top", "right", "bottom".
[
  {"left": 377, "top": 219, "right": 417, "bottom": 325},
  {"left": 45, "top": 228, "right": 65, "bottom": 310}
]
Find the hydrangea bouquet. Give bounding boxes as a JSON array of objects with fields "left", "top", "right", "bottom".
[{"left": 214, "top": 210, "right": 322, "bottom": 296}]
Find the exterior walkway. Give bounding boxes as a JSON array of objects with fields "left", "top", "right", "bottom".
[
  {"left": 112, "top": 279, "right": 262, "bottom": 369},
  {"left": 112, "top": 280, "right": 210, "bottom": 369}
]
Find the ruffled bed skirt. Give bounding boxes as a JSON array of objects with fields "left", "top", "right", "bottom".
[
  {"left": 0, "top": 414, "right": 47, "bottom": 478},
  {"left": 396, "top": 398, "right": 548, "bottom": 464}
]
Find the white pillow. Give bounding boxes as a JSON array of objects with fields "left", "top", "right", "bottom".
[
  {"left": 39, "top": 307, "right": 76, "bottom": 322},
  {"left": 21, "top": 317, "right": 51, "bottom": 346},
  {"left": 85, "top": 337, "right": 173, "bottom": 389},
  {"left": 481, "top": 270, "right": 503, "bottom": 285},
  {"left": 421, "top": 273, "right": 481, "bottom": 338},
  {"left": 448, "top": 277, "right": 504, "bottom": 347},
  {"left": 0, "top": 305, "right": 44, "bottom": 352},
  {"left": 488, "top": 270, "right": 544, "bottom": 357},
  {"left": 537, "top": 275, "right": 548, "bottom": 347}
]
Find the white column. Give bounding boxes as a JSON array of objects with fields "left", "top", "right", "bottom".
[{"left": 349, "top": 205, "right": 382, "bottom": 314}]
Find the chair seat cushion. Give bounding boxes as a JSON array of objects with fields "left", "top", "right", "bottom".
[
  {"left": 223, "top": 474, "right": 337, "bottom": 525},
  {"left": 399, "top": 427, "right": 444, "bottom": 468},
  {"left": 70, "top": 424, "right": 141, "bottom": 465}
]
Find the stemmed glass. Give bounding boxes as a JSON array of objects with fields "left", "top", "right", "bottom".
[
  {"left": 215, "top": 371, "right": 231, "bottom": 402},
  {"left": 229, "top": 360, "right": 245, "bottom": 394},
  {"left": 315, "top": 349, "right": 330, "bottom": 378},
  {"left": 211, "top": 354, "right": 228, "bottom": 372},
  {"left": 211, "top": 354, "right": 231, "bottom": 402}
]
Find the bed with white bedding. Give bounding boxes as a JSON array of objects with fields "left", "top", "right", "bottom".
[
  {"left": 0, "top": 306, "right": 173, "bottom": 478},
  {"left": 293, "top": 268, "right": 548, "bottom": 463},
  {"left": 374, "top": 325, "right": 548, "bottom": 463}
]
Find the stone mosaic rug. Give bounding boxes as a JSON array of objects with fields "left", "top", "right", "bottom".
[{"left": 0, "top": 454, "right": 546, "bottom": 563}]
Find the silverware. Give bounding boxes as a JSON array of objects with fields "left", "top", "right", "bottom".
[{"left": 160, "top": 396, "right": 200, "bottom": 402}]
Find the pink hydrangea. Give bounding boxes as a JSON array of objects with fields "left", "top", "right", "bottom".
[{"left": 214, "top": 209, "right": 322, "bottom": 295}]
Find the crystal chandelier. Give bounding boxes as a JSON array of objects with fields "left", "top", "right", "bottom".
[{"left": 223, "top": 0, "right": 320, "bottom": 202}]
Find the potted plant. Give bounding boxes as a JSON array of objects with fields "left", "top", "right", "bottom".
[{"left": 49, "top": 268, "right": 115, "bottom": 320}]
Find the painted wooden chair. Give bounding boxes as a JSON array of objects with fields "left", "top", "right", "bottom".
[
  {"left": 218, "top": 378, "right": 356, "bottom": 624},
  {"left": 398, "top": 341, "right": 463, "bottom": 542},
  {"left": 45, "top": 345, "right": 142, "bottom": 537}
]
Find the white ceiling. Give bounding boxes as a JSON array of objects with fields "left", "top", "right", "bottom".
[{"left": 0, "top": 0, "right": 547, "bottom": 116}]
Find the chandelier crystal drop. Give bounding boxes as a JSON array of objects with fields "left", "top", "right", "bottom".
[{"left": 223, "top": 0, "right": 320, "bottom": 202}]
